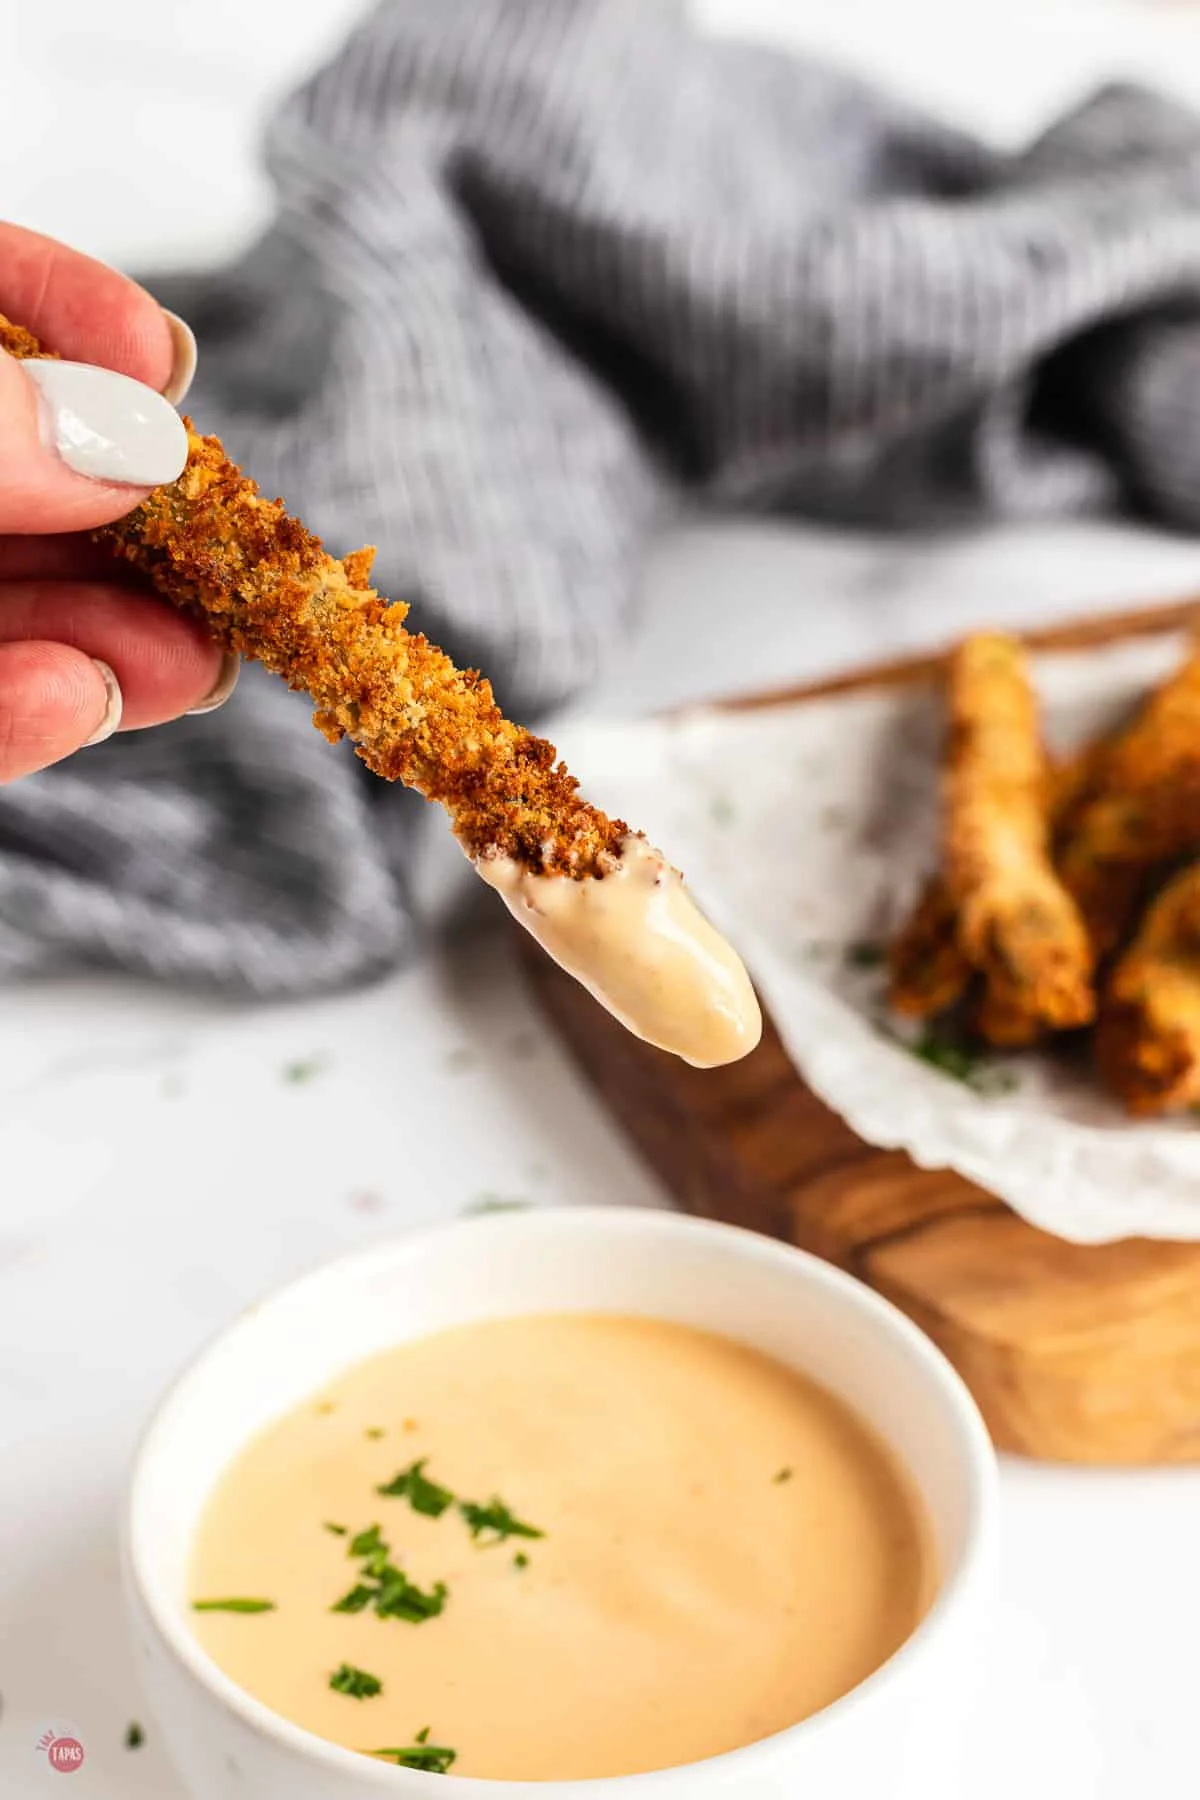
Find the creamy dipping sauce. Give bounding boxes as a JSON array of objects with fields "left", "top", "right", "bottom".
[
  {"left": 190, "top": 1314, "right": 933, "bottom": 1782},
  {"left": 475, "top": 834, "right": 763, "bottom": 1068}
]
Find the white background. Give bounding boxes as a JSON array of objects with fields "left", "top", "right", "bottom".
[{"left": 4, "top": 3, "right": 1200, "bottom": 1796}]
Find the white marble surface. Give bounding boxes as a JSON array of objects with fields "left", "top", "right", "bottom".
[{"left": 5, "top": 3, "right": 1200, "bottom": 1797}]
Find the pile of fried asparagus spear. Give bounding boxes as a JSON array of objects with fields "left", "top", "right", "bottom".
[{"left": 888, "top": 631, "right": 1200, "bottom": 1116}]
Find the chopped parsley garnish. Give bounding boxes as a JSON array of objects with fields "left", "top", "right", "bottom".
[
  {"left": 369, "top": 1738, "right": 456, "bottom": 1774},
  {"left": 331, "top": 1584, "right": 375, "bottom": 1615},
  {"left": 349, "top": 1524, "right": 386, "bottom": 1560},
  {"left": 365, "top": 1428, "right": 385, "bottom": 1440},
  {"left": 323, "top": 1522, "right": 348, "bottom": 1536},
  {"left": 334, "top": 1525, "right": 449, "bottom": 1623},
  {"left": 903, "top": 1026, "right": 1018, "bottom": 1095},
  {"left": 459, "top": 1497, "right": 544, "bottom": 1545},
  {"left": 375, "top": 1570, "right": 448, "bottom": 1622},
  {"left": 773, "top": 1467, "right": 793, "bottom": 1484},
  {"left": 191, "top": 1598, "right": 276, "bottom": 1614},
  {"left": 125, "top": 1722, "right": 144, "bottom": 1750},
  {"left": 844, "top": 941, "right": 884, "bottom": 970},
  {"left": 330, "top": 1663, "right": 383, "bottom": 1700},
  {"left": 377, "top": 1458, "right": 454, "bottom": 1518},
  {"left": 463, "top": 1194, "right": 530, "bottom": 1216},
  {"left": 513, "top": 1551, "right": 529, "bottom": 1570},
  {"left": 282, "top": 1054, "right": 327, "bottom": 1084}
]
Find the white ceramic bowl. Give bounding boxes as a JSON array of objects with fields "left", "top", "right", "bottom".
[{"left": 125, "top": 1207, "right": 997, "bottom": 1799}]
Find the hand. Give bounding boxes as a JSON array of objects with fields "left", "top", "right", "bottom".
[{"left": 0, "top": 221, "right": 236, "bottom": 782}]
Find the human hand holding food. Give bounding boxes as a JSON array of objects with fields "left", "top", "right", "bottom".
[
  {"left": 0, "top": 222, "right": 237, "bottom": 781},
  {"left": 1, "top": 277, "right": 761, "bottom": 1068}
]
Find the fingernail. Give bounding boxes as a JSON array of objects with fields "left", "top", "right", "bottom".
[
  {"left": 186, "top": 649, "right": 240, "bottom": 716},
  {"left": 23, "top": 359, "right": 188, "bottom": 486},
  {"left": 161, "top": 310, "right": 197, "bottom": 407},
  {"left": 83, "top": 658, "right": 123, "bottom": 747}
]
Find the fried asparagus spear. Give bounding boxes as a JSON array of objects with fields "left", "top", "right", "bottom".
[
  {"left": 887, "top": 736, "right": 1105, "bottom": 1026},
  {"left": 1, "top": 311, "right": 764, "bottom": 1064},
  {"left": 1057, "top": 645, "right": 1200, "bottom": 960},
  {"left": 940, "top": 633, "right": 1094, "bottom": 1038},
  {"left": 1095, "top": 862, "right": 1200, "bottom": 1115},
  {"left": 0, "top": 313, "right": 624, "bottom": 876}
]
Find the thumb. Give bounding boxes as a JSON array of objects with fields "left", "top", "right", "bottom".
[{"left": 0, "top": 350, "right": 188, "bottom": 535}]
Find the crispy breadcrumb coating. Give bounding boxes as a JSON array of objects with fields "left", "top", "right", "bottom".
[
  {"left": 1096, "top": 862, "right": 1200, "bottom": 1115},
  {"left": 942, "top": 634, "right": 1094, "bottom": 1036},
  {"left": 888, "top": 740, "right": 1104, "bottom": 1028},
  {"left": 1056, "top": 647, "right": 1200, "bottom": 959},
  {"left": 0, "top": 313, "right": 625, "bottom": 876}
]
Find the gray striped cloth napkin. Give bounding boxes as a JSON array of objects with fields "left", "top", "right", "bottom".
[{"left": 4, "top": 0, "right": 1200, "bottom": 993}]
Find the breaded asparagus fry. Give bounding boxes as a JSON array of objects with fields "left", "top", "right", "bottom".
[
  {"left": 0, "top": 314, "right": 623, "bottom": 875},
  {"left": 943, "top": 634, "right": 1094, "bottom": 1034},
  {"left": 888, "top": 739, "right": 1105, "bottom": 1027},
  {"left": 0, "top": 311, "right": 764, "bottom": 1066},
  {"left": 1057, "top": 646, "right": 1200, "bottom": 958},
  {"left": 1096, "top": 863, "right": 1200, "bottom": 1115}
]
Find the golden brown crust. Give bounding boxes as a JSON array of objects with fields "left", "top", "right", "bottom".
[
  {"left": 0, "top": 313, "right": 625, "bottom": 876},
  {"left": 0, "top": 318, "right": 51, "bottom": 360},
  {"left": 1057, "top": 647, "right": 1200, "bottom": 958},
  {"left": 1095, "top": 863, "right": 1200, "bottom": 1114},
  {"left": 942, "top": 634, "right": 1094, "bottom": 1036}
]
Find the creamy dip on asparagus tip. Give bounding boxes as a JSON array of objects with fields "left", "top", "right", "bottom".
[
  {"left": 190, "top": 1313, "right": 934, "bottom": 1782},
  {"left": 474, "top": 834, "right": 763, "bottom": 1068}
]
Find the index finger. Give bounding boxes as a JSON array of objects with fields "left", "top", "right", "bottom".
[{"left": 0, "top": 220, "right": 175, "bottom": 389}]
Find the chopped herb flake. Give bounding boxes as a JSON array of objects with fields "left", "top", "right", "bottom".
[
  {"left": 332, "top": 1584, "right": 375, "bottom": 1615},
  {"left": 323, "top": 1522, "right": 348, "bottom": 1536},
  {"left": 844, "top": 941, "right": 884, "bottom": 970},
  {"left": 349, "top": 1524, "right": 386, "bottom": 1560},
  {"left": 369, "top": 1742, "right": 456, "bottom": 1774},
  {"left": 191, "top": 1598, "right": 276, "bottom": 1614},
  {"left": 416, "top": 1727, "right": 431, "bottom": 1745},
  {"left": 124, "top": 1722, "right": 144, "bottom": 1750},
  {"left": 365, "top": 1428, "right": 385, "bottom": 1440},
  {"left": 377, "top": 1458, "right": 454, "bottom": 1518},
  {"left": 513, "top": 1551, "right": 529, "bottom": 1570},
  {"left": 282, "top": 1055, "right": 326, "bottom": 1084},
  {"left": 463, "top": 1194, "right": 530, "bottom": 1216},
  {"left": 375, "top": 1569, "right": 447, "bottom": 1622},
  {"left": 459, "top": 1496, "right": 544, "bottom": 1545},
  {"left": 902, "top": 1026, "right": 1019, "bottom": 1096},
  {"left": 709, "top": 795, "right": 736, "bottom": 827},
  {"left": 334, "top": 1525, "right": 449, "bottom": 1624},
  {"left": 773, "top": 1467, "right": 793, "bottom": 1484},
  {"left": 330, "top": 1663, "right": 383, "bottom": 1700}
]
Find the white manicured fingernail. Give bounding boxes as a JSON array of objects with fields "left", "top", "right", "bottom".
[
  {"left": 187, "top": 649, "right": 240, "bottom": 716},
  {"left": 23, "top": 360, "right": 188, "bottom": 486},
  {"left": 83, "top": 659, "right": 123, "bottom": 747},
  {"left": 161, "top": 310, "right": 197, "bottom": 406}
]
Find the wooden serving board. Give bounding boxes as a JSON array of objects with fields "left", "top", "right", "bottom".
[{"left": 521, "top": 598, "right": 1200, "bottom": 1466}]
